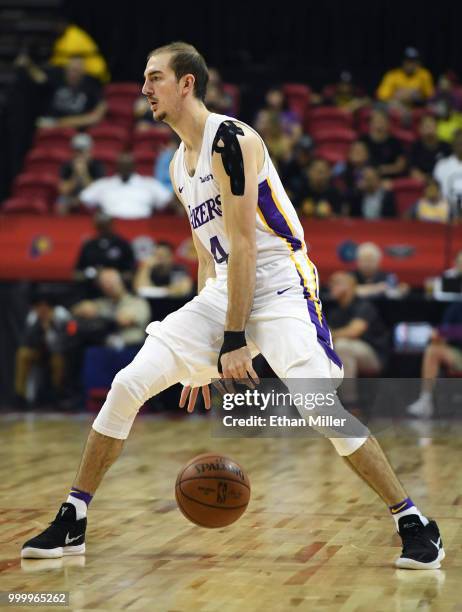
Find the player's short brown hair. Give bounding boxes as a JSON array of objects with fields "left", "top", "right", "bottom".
[{"left": 147, "top": 42, "right": 209, "bottom": 102}]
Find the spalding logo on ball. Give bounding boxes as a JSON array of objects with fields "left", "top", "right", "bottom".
[{"left": 175, "top": 453, "right": 250, "bottom": 528}]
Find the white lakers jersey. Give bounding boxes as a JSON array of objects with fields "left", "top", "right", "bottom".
[
  {"left": 173, "top": 112, "right": 307, "bottom": 279},
  {"left": 169, "top": 113, "right": 340, "bottom": 370}
]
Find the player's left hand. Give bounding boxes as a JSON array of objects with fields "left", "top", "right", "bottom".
[
  {"left": 219, "top": 346, "right": 259, "bottom": 388},
  {"left": 179, "top": 385, "right": 211, "bottom": 413}
]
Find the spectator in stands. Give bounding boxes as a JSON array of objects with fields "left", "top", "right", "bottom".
[
  {"left": 435, "top": 99, "right": 462, "bottom": 143},
  {"left": 254, "top": 109, "right": 293, "bottom": 169},
  {"left": 376, "top": 47, "right": 434, "bottom": 108},
  {"left": 14, "top": 292, "right": 71, "bottom": 406},
  {"left": 360, "top": 109, "right": 406, "bottom": 179},
  {"left": 79, "top": 152, "right": 172, "bottom": 219},
  {"left": 328, "top": 272, "right": 389, "bottom": 404},
  {"left": 17, "top": 55, "right": 107, "bottom": 129},
  {"left": 410, "top": 178, "right": 450, "bottom": 223},
  {"left": 57, "top": 133, "right": 105, "bottom": 214},
  {"left": 441, "top": 249, "right": 462, "bottom": 284},
  {"left": 430, "top": 72, "right": 462, "bottom": 116},
  {"left": 353, "top": 242, "right": 408, "bottom": 298},
  {"left": 409, "top": 115, "right": 451, "bottom": 180},
  {"left": 154, "top": 133, "right": 181, "bottom": 192},
  {"left": 298, "top": 158, "right": 344, "bottom": 218},
  {"left": 205, "top": 68, "right": 235, "bottom": 115},
  {"left": 74, "top": 212, "right": 136, "bottom": 293},
  {"left": 72, "top": 268, "right": 150, "bottom": 348},
  {"left": 333, "top": 140, "right": 370, "bottom": 203},
  {"left": 255, "top": 86, "right": 302, "bottom": 139},
  {"left": 322, "top": 70, "right": 369, "bottom": 112},
  {"left": 349, "top": 166, "right": 396, "bottom": 219},
  {"left": 433, "top": 129, "right": 462, "bottom": 210},
  {"left": 134, "top": 241, "right": 193, "bottom": 297},
  {"left": 49, "top": 19, "right": 110, "bottom": 82},
  {"left": 407, "top": 302, "right": 462, "bottom": 418},
  {"left": 280, "top": 135, "right": 314, "bottom": 202}
]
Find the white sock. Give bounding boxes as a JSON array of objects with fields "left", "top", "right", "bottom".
[
  {"left": 392, "top": 504, "right": 429, "bottom": 530},
  {"left": 420, "top": 390, "right": 432, "bottom": 402},
  {"left": 66, "top": 495, "right": 88, "bottom": 520}
]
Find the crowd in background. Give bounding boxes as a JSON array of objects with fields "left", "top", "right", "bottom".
[
  {"left": 4, "top": 27, "right": 462, "bottom": 415},
  {"left": 6, "top": 42, "right": 462, "bottom": 223}
]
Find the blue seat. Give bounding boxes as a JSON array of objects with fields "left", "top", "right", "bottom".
[{"left": 81, "top": 345, "right": 140, "bottom": 401}]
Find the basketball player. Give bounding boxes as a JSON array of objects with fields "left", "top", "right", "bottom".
[{"left": 22, "top": 42, "right": 444, "bottom": 569}]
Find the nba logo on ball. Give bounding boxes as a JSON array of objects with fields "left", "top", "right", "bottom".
[{"left": 175, "top": 453, "right": 251, "bottom": 528}]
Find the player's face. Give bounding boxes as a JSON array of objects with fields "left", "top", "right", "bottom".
[{"left": 142, "top": 53, "right": 181, "bottom": 123}]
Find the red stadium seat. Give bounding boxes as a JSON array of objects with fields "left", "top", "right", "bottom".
[
  {"left": 133, "top": 128, "right": 172, "bottom": 151},
  {"left": 12, "top": 173, "right": 58, "bottom": 204},
  {"left": 356, "top": 106, "right": 372, "bottom": 134},
  {"left": 312, "top": 127, "right": 357, "bottom": 143},
  {"left": 283, "top": 83, "right": 311, "bottom": 119},
  {"left": 133, "top": 149, "right": 159, "bottom": 176},
  {"left": 314, "top": 128, "right": 356, "bottom": 163},
  {"left": 106, "top": 99, "right": 134, "bottom": 129},
  {"left": 24, "top": 147, "right": 71, "bottom": 174},
  {"left": 105, "top": 82, "right": 140, "bottom": 98},
  {"left": 307, "top": 106, "right": 353, "bottom": 134},
  {"left": 34, "top": 127, "right": 76, "bottom": 147},
  {"left": 88, "top": 124, "right": 130, "bottom": 149},
  {"left": 315, "top": 145, "right": 347, "bottom": 164},
  {"left": 393, "top": 177, "right": 425, "bottom": 216},
  {"left": 1, "top": 196, "right": 49, "bottom": 215}
]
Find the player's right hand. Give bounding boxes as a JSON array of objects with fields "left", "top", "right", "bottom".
[{"left": 179, "top": 385, "right": 211, "bottom": 413}]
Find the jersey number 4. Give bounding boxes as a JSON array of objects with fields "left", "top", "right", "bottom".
[{"left": 210, "top": 235, "right": 228, "bottom": 264}]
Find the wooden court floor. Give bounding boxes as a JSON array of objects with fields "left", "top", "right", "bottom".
[{"left": 0, "top": 412, "right": 461, "bottom": 611}]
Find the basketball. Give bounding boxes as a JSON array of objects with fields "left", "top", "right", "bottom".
[{"left": 175, "top": 453, "right": 251, "bottom": 528}]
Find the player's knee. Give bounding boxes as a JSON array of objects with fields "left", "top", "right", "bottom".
[{"left": 112, "top": 365, "right": 150, "bottom": 405}]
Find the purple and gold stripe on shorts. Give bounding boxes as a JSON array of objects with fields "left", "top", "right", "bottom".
[{"left": 257, "top": 178, "right": 342, "bottom": 369}]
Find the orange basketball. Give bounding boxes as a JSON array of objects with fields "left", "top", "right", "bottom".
[{"left": 175, "top": 453, "right": 251, "bottom": 528}]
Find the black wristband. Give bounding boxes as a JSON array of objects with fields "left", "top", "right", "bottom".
[{"left": 218, "top": 331, "right": 247, "bottom": 373}]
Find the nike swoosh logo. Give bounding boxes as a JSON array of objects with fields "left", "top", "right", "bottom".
[
  {"left": 61, "top": 507, "right": 67, "bottom": 516},
  {"left": 391, "top": 502, "right": 408, "bottom": 514},
  {"left": 430, "top": 537, "right": 441, "bottom": 551},
  {"left": 65, "top": 533, "right": 84, "bottom": 545},
  {"left": 179, "top": 186, "right": 184, "bottom": 193},
  {"left": 277, "top": 287, "right": 291, "bottom": 295}
]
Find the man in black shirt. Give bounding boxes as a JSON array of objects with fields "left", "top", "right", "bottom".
[
  {"left": 410, "top": 115, "right": 451, "bottom": 179},
  {"left": 360, "top": 109, "right": 407, "bottom": 178},
  {"left": 352, "top": 241, "right": 408, "bottom": 298},
  {"left": 297, "top": 158, "right": 343, "bottom": 218},
  {"left": 75, "top": 213, "right": 136, "bottom": 297},
  {"left": 328, "top": 271, "right": 389, "bottom": 403},
  {"left": 134, "top": 241, "right": 192, "bottom": 297},
  {"left": 57, "top": 133, "right": 105, "bottom": 214},
  {"left": 22, "top": 55, "right": 107, "bottom": 129},
  {"left": 349, "top": 166, "right": 396, "bottom": 219}
]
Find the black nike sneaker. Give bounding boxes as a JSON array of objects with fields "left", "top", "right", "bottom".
[
  {"left": 21, "top": 503, "right": 86, "bottom": 559},
  {"left": 395, "top": 514, "right": 445, "bottom": 569}
]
